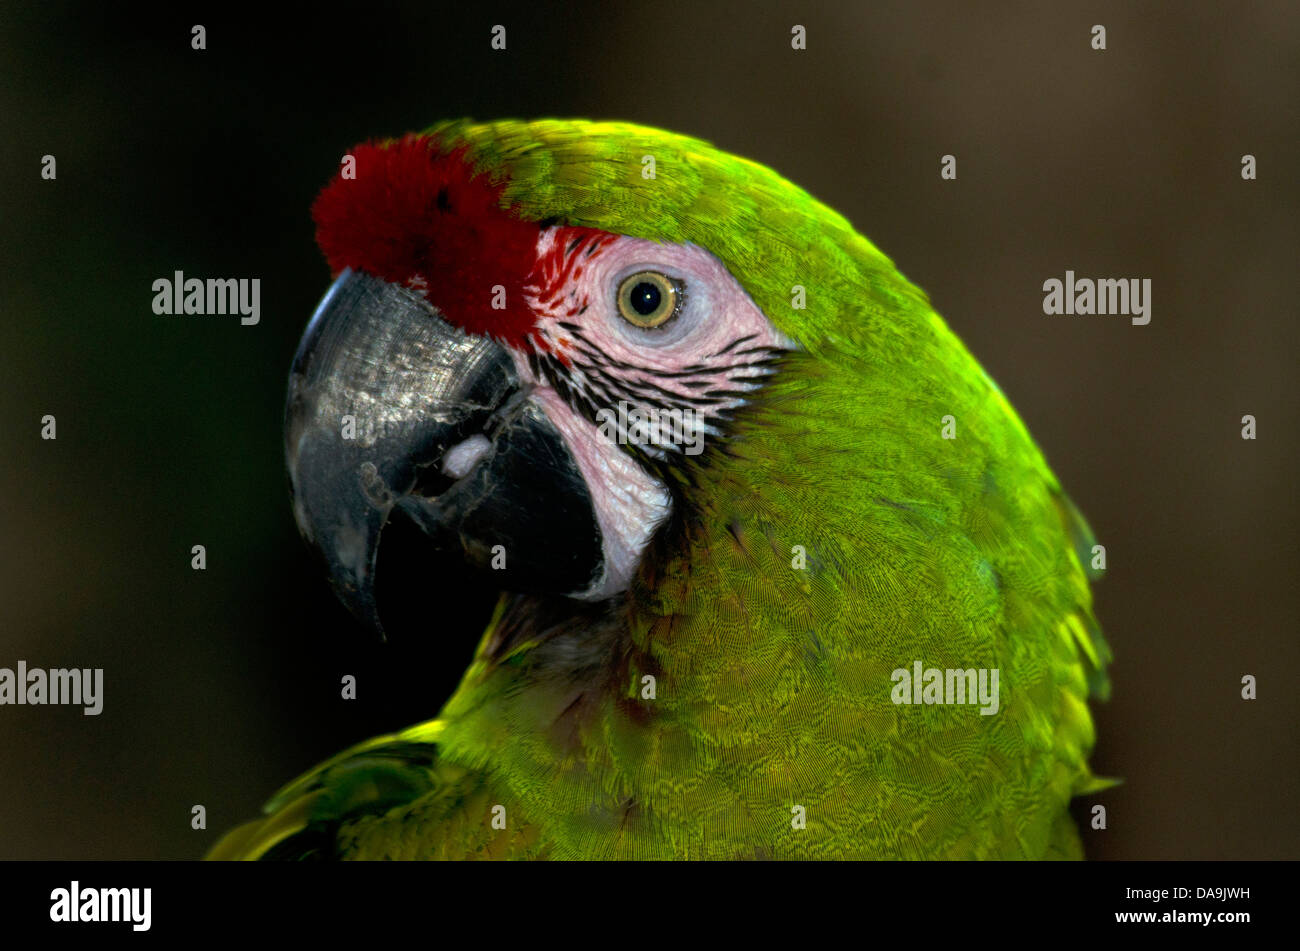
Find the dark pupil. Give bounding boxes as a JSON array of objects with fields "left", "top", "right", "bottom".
[{"left": 630, "top": 281, "right": 661, "bottom": 316}]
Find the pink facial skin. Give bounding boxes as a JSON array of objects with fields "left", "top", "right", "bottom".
[{"left": 510, "top": 232, "right": 796, "bottom": 599}]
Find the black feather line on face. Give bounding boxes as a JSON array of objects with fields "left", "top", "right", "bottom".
[
  {"left": 708, "top": 333, "right": 758, "bottom": 357},
  {"left": 529, "top": 329, "right": 787, "bottom": 480}
]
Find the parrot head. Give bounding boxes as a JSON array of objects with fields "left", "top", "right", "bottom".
[
  {"left": 288, "top": 125, "right": 802, "bottom": 632},
  {"left": 267, "top": 119, "right": 1110, "bottom": 859}
]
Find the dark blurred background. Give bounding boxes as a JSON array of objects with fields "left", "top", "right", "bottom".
[{"left": 2, "top": 1, "right": 1296, "bottom": 859}]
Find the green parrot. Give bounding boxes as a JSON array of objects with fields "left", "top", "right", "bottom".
[{"left": 210, "top": 118, "right": 1111, "bottom": 860}]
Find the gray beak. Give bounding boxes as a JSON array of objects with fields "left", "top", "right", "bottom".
[{"left": 284, "top": 270, "right": 604, "bottom": 635}]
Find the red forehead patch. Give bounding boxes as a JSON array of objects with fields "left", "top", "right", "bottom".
[{"left": 310, "top": 134, "right": 541, "bottom": 347}]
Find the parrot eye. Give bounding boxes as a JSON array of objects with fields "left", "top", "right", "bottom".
[{"left": 616, "top": 271, "right": 681, "bottom": 328}]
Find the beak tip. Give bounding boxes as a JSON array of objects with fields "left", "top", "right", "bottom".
[{"left": 326, "top": 569, "right": 388, "bottom": 640}]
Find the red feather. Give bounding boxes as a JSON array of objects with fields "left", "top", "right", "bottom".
[{"left": 311, "top": 134, "right": 541, "bottom": 349}]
